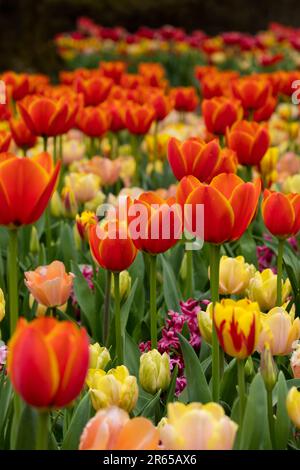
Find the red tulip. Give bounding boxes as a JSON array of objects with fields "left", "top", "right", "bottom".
[
  {"left": 202, "top": 96, "right": 243, "bottom": 135},
  {"left": 0, "top": 131, "right": 11, "bottom": 152},
  {"left": 170, "top": 87, "right": 198, "bottom": 112},
  {"left": 77, "top": 106, "right": 111, "bottom": 137},
  {"left": 125, "top": 103, "right": 155, "bottom": 135},
  {"left": 9, "top": 118, "right": 37, "bottom": 150},
  {"left": 74, "top": 75, "right": 113, "bottom": 106},
  {"left": 2, "top": 72, "right": 29, "bottom": 101},
  {"left": 232, "top": 77, "right": 271, "bottom": 112},
  {"left": 226, "top": 120, "right": 270, "bottom": 166},
  {"left": 262, "top": 190, "right": 300, "bottom": 238},
  {"left": 8, "top": 317, "right": 89, "bottom": 408}
]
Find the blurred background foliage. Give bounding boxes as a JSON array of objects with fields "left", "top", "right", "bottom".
[{"left": 1, "top": 0, "right": 300, "bottom": 73}]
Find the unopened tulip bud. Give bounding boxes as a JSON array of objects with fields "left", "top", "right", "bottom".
[
  {"left": 139, "top": 349, "right": 171, "bottom": 395},
  {"left": 111, "top": 270, "right": 131, "bottom": 301},
  {"left": 51, "top": 191, "right": 65, "bottom": 218},
  {"left": 287, "top": 387, "right": 300, "bottom": 428},
  {"left": 61, "top": 186, "right": 78, "bottom": 218},
  {"left": 89, "top": 343, "right": 111, "bottom": 370},
  {"left": 30, "top": 226, "right": 40, "bottom": 254},
  {"left": 0, "top": 288, "right": 5, "bottom": 322},
  {"left": 180, "top": 252, "right": 187, "bottom": 281},
  {"left": 197, "top": 309, "right": 212, "bottom": 344},
  {"left": 244, "top": 356, "right": 254, "bottom": 378},
  {"left": 260, "top": 344, "right": 278, "bottom": 392}
]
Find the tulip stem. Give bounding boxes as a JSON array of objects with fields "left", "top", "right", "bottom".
[
  {"left": 59, "top": 135, "right": 63, "bottom": 160},
  {"left": 185, "top": 249, "right": 193, "bottom": 299},
  {"left": 36, "top": 411, "right": 49, "bottom": 450},
  {"left": 104, "top": 270, "right": 112, "bottom": 345},
  {"left": 209, "top": 243, "right": 221, "bottom": 402},
  {"left": 153, "top": 121, "right": 159, "bottom": 160},
  {"left": 114, "top": 272, "right": 123, "bottom": 365},
  {"left": 276, "top": 239, "right": 284, "bottom": 307},
  {"left": 267, "top": 389, "right": 276, "bottom": 449},
  {"left": 237, "top": 359, "right": 246, "bottom": 425},
  {"left": 8, "top": 229, "right": 18, "bottom": 334},
  {"left": 245, "top": 165, "right": 252, "bottom": 182},
  {"left": 53, "top": 136, "right": 57, "bottom": 164},
  {"left": 149, "top": 254, "right": 157, "bottom": 349},
  {"left": 43, "top": 136, "right": 48, "bottom": 153}
]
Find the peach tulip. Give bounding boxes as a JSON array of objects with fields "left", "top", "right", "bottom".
[
  {"left": 25, "top": 261, "right": 74, "bottom": 308},
  {"left": 79, "top": 406, "right": 159, "bottom": 450}
]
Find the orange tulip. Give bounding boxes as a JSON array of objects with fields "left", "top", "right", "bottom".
[
  {"left": 168, "top": 137, "right": 220, "bottom": 182},
  {"left": 0, "top": 131, "right": 11, "bottom": 152},
  {"left": 2, "top": 72, "right": 29, "bottom": 101},
  {"left": 253, "top": 94, "right": 277, "bottom": 122},
  {"left": 99, "top": 61, "right": 127, "bottom": 84},
  {"left": 226, "top": 120, "right": 270, "bottom": 166},
  {"left": 125, "top": 103, "right": 155, "bottom": 135},
  {"left": 79, "top": 406, "right": 159, "bottom": 450},
  {"left": 74, "top": 75, "right": 113, "bottom": 106},
  {"left": 77, "top": 106, "right": 111, "bottom": 137},
  {"left": 200, "top": 71, "right": 238, "bottom": 99},
  {"left": 128, "top": 192, "right": 182, "bottom": 254},
  {"left": 232, "top": 77, "right": 271, "bottom": 111},
  {"left": 195, "top": 65, "right": 217, "bottom": 82},
  {"left": 170, "top": 87, "right": 198, "bottom": 112},
  {"left": 18, "top": 95, "right": 69, "bottom": 137},
  {"left": 262, "top": 189, "right": 300, "bottom": 238},
  {"left": 103, "top": 100, "right": 126, "bottom": 133},
  {"left": 149, "top": 91, "right": 173, "bottom": 121},
  {"left": 178, "top": 173, "right": 261, "bottom": 244},
  {"left": 7, "top": 317, "right": 89, "bottom": 408},
  {"left": 210, "top": 148, "right": 238, "bottom": 179},
  {"left": 138, "top": 62, "right": 166, "bottom": 88},
  {"left": 0, "top": 152, "right": 60, "bottom": 227},
  {"left": 25, "top": 260, "right": 74, "bottom": 308},
  {"left": 9, "top": 118, "right": 37, "bottom": 150},
  {"left": 202, "top": 96, "right": 243, "bottom": 135},
  {"left": 89, "top": 219, "right": 137, "bottom": 272}
]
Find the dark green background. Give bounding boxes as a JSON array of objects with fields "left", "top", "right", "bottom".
[{"left": 0, "top": 0, "right": 300, "bottom": 73}]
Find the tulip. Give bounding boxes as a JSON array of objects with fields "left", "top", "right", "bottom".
[
  {"left": 283, "top": 174, "right": 300, "bottom": 193},
  {"left": 260, "top": 344, "right": 278, "bottom": 392},
  {"left": 178, "top": 173, "right": 261, "bottom": 244},
  {"left": 89, "top": 219, "right": 137, "bottom": 364},
  {"left": 86, "top": 365, "right": 138, "bottom": 413},
  {"left": 0, "top": 288, "right": 5, "bottom": 322},
  {"left": 257, "top": 307, "right": 300, "bottom": 356},
  {"left": 89, "top": 343, "right": 111, "bottom": 370},
  {"left": 202, "top": 96, "right": 243, "bottom": 135},
  {"left": 125, "top": 103, "right": 155, "bottom": 135},
  {"left": 79, "top": 406, "right": 159, "bottom": 450},
  {"left": 210, "top": 148, "right": 238, "bottom": 179},
  {"left": 214, "top": 298, "right": 261, "bottom": 422},
  {"left": 111, "top": 270, "right": 131, "bottom": 301},
  {"left": 0, "top": 130, "right": 11, "bottom": 152},
  {"left": 286, "top": 387, "right": 300, "bottom": 428},
  {"left": 139, "top": 349, "right": 171, "bottom": 394},
  {"left": 30, "top": 226, "right": 40, "bottom": 254},
  {"left": 7, "top": 317, "right": 89, "bottom": 407},
  {"left": 262, "top": 190, "right": 300, "bottom": 239},
  {"left": 9, "top": 118, "right": 36, "bottom": 152},
  {"left": 160, "top": 402, "right": 237, "bottom": 450},
  {"left": 290, "top": 346, "right": 300, "bottom": 379},
  {"left": 232, "top": 77, "right": 271, "bottom": 112},
  {"left": 253, "top": 94, "right": 277, "bottom": 122},
  {"left": 167, "top": 136, "right": 221, "bottom": 183},
  {"left": 259, "top": 147, "right": 278, "bottom": 188},
  {"left": 2, "top": 71, "right": 29, "bottom": 101},
  {"left": 105, "top": 100, "right": 126, "bottom": 133},
  {"left": 197, "top": 309, "right": 212, "bottom": 344},
  {"left": 138, "top": 62, "right": 166, "bottom": 87},
  {"left": 247, "top": 269, "right": 291, "bottom": 312},
  {"left": 226, "top": 120, "right": 270, "bottom": 166},
  {"left": 77, "top": 106, "right": 111, "bottom": 138},
  {"left": 100, "top": 61, "right": 127, "bottom": 84},
  {"left": 76, "top": 211, "right": 97, "bottom": 241},
  {"left": 214, "top": 298, "right": 261, "bottom": 359},
  {"left": 65, "top": 173, "right": 100, "bottom": 204},
  {"left": 170, "top": 87, "right": 198, "bottom": 113},
  {"left": 216, "top": 255, "right": 256, "bottom": 295},
  {"left": 74, "top": 75, "right": 113, "bottom": 106},
  {"left": 18, "top": 95, "right": 69, "bottom": 139},
  {"left": 25, "top": 260, "right": 74, "bottom": 309},
  {"left": 149, "top": 91, "right": 173, "bottom": 122}
]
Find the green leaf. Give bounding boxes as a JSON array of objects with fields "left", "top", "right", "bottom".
[
  {"left": 71, "top": 261, "right": 96, "bottom": 334},
  {"left": 239, "top": 373, "right": 271, "bottom": 450},
  {"left": 139, "top": 390, "right": 161, "bottom": 419},
  {"left": 160, "top": 254, "right": 181, "bottom": 311},
  {"left": 166, "top": 365, "right": 178, "bottom": 405},
  {"left": 178, "top": 333, "right": 211, "bottom": 403},
  {"left": 275, "top": 372, "right": 291, "bottom": 450},
  {"left": 0, "top": 375, "right": 12, "bottom": 437},
  {"left": 220, "top": 359, "right": 238, "bottom": 407},
  {"left": 121, "top": 278, "right": 138, "bottom": 330},
  {"left": 124, "top": 331, "right": 140, "bottom": 377},
  {"left": 59, "top": 223, "right": 77, "bottom": 271},
  {"left": 15, "top": 404, "right": 37, "bottom": 450},
  {"left": 61, "top": 393, "right": 92, "bottom": 450}
]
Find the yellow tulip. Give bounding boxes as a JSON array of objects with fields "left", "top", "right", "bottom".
[
  {"left": 257, "top": 307, "right": 300, "bottom": 355},
  {"left": 139, "top": 349, "right": 170, "bottom": 395},
  {"left": 159, "top": 402, "right": 238, "bottom": 450},
  {"left": 86, "top": 365, "right": 138, "bottom": 413},
  {"left": 197, "top": 309, "right": 213, "bottom": 345},
  {"left": 0, "top": 289, "right": 5, "bottom": 322},
  {"left": 286, "top": 387, "right": 300, "bottom": 428},
  {"left": 216, "top": 256, "right": 256, "bottom": 295},
  {"left": 247, "top": 269, "right": 291, "bottom": 312},
  {"left": 259, "top": 147, "right": 278, "bottom": 187},
  {"left": 214, "top": 299, "right": 261, "bottom": 359},
  {"left": 282, "top": 174, "right": 300, "bottom": 194},
  {"left": 89, "top": 343, "right": 111, "bottom": 370}
]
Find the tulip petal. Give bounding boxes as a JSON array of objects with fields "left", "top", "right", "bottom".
[
  {"left": 230, "top": 179, "right": 261, "bottom": 239},
  {"left": 113, "top": 417, "right": 159, "bottom": 450},
  {"left": 262, "top": 192, "right": 295, "bottom": 237}
]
